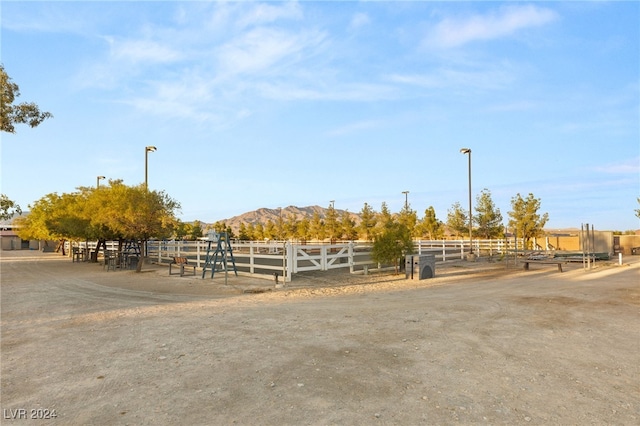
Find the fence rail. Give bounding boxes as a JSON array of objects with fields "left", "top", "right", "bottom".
[{"left": 69, "top": 238, "right": 535, "bottom": 282}]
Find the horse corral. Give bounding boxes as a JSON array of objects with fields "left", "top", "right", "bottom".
[{"left": 1, "top": 250, "right": 638, "bottom": 424}]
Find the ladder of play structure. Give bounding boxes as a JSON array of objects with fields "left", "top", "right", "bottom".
[{"left": 202, "top": 232, "right": 238, "bottom": 279}]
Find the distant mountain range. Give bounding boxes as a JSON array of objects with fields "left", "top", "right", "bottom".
[{"left": 215, "top": 205, "right": 361, "bottom": 234}]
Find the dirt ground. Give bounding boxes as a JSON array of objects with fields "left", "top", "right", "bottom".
[{"left": 1, "top": 250, "right": 638, "bottom": 425}]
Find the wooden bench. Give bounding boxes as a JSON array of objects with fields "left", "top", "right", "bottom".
[
  {"left": 523, "top": 260, "right": 564, "bottom": 272},
  {"left": 169, "top": 257, "right": 196, "bottom": 277}
]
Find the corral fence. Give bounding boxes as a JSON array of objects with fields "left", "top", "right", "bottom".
[{"left": 139, "top": 238, "right": 531, "bottom": 283}]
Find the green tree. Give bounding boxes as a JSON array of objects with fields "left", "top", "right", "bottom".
[
  {"left": 371, "top": 221, "right": 414, "bottom": 274},
  {"left": 276, "top": 213, "right": 286, "bottom": 240},
  {"left": 417, "top": 206, "right": 444, "bottom": 240},
  {"left": 309, "top": 211, "right": 325, "bottom": 241},
  {"left": 190, "top": 220, "right": 204, "bottom": 240},
  {"left": 635, "top": 197, "right": 640, "bottom": 219},
  {"left": 340, "top": 210, "right": 358, "bottom": 240},
  {"left": 374, "top": 202, "right": 394, "bottom": 236},
  {"left": 0, "top": 194, "right": 22, "bottom": 221},
  {"left": 508, "top": 193, "right": 549, "bottom": 249},
  {"left": 238, "top": 223, "right": 251, "bottom": 241},
  {"left": 397, "top": 204, "right": 418, "bottom": 238},
  {"left": 264, "top": 220, "right": 277, "bottom": 240},
  {"left": 15, "top": 193, "right": 71, "bottom": 253},
  {"left": 255, "top": 222, "right": 265, "bottom": 240},
  {"left": 284, "top": 213, "right": 298, "bottom": 240},
  {"left": 357, "top": 202, "right": 377, "bottom": 241},
  {"left": 93, "top": 182, "right": 180, "bottom": 269},
  {"left": 1, "top": 64, "right": 53, "bottom": 133},
  {"left": 446, "top": 202, "right": 468, "bottom": 238},
  {"left": 325, "top": 203, "right": 340, "bottom": 241},
  {"left": 474, "top": 189, "right": 504, "bottom": 239},
  {"left": 173, "top": 220, "right": 190, "bottom": 240},
  {"left": 296, "top": 217, "right": 311, "bottom": 242}
]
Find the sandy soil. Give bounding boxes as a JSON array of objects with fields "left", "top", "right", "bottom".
[{"left": 1, "top": 250, "right": 638, "bottom": 425}]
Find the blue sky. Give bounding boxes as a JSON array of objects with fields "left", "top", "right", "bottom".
[{"left": 1, "top": 1, "right": 638, "bottom": 231}]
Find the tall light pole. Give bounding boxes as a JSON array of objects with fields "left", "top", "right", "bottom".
[
  {"left": 460, "top": 148, "right": 472, "bottom": 255},
  {"left": 97, "top": 176, "right": 105, "bottom": 188},
  {"left": 402, "top": 191, "right": 409, "bottom": 210},
  {"left": 145, "top": 146, "right": 157, "bottom": 189}
]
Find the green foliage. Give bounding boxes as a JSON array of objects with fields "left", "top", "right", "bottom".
[
  {"left": 190, "top": 220, "right": 204, "bottom": 240},
  {"left": 446, "top": 201, "right": 468, "bottom": 238},
  {"left": 371, "top": 221, "right": 414, "bottom": 274},
  {"left": 474, "top": 189, "right": 504, "bottom": 239},
  {"left": 263, "top": 220, "right": 277, "bottom": 240},
  {"left": 212, "top": 221, "right": 234, "bottom": 238},
  {"left": 309, "top": 211, "right": 325, "bottom": 240},
  {"left": 296, "top": 217, "right": 311, "bottom": 241},
  {"left": 374, "top": 202, "right": 394, "bottom": 235},
  {"left": 15, "top": 193, "right": 64, "bottom": 241},
  {"left": 397, "top": 204, "right": 418, "bottom": 237},
  {"left": 417, "top": 206, "right": 444, "bottom": 239},
  {"left": 1, "top": 64, "right": 53, "bottom": 133},
  {"left": 238, "top": 223, "right": 251, "bottom": 241},
  {"left": 0, "top": 194, "right": 22, "bottom": 221},
  {"left": 635, "top": 197, "right": 639, "bottom": 219},
  {"left": 340, "top": 210, "right": 358, "bottom": 240},
  {"left": 16, "top": 182, "right": 181, "bottom": 261},
  {"left": 324, "top": 203, "right": 340, "bottom": 240},
  {"left": 357, "top": 202, "right": 377, "bottom": 241},
  {"left": 254, "top": 223, "right": 264, "bottom": 240},
  {"left": 508, "top": 193, "right": 549, "bottom": 248}
]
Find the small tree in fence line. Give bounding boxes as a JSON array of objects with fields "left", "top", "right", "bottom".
[
  {"left": 474, "top": 189, "right": 504, "bottom": 239},
  {"left": 446, "top": 201, "right": 468, "bottom": 238},
  {"left": 371, "top": 222, "right": 414, "bottom": 274},
  {"left": 417, "top": 206, "right": 444, "bottom": 240},
  {"left": 508, "top": 192, "right": 548, "bottom": 249}
]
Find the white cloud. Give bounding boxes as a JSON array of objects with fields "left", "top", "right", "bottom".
[
  {"left": 593, "top": 158, "right": 640, "bottom": 174},
  {"left": 237, "top": 1, "right": 303, "bottom": 29},
  {"left": 425, "top": 5, "right": 558, "bottom": 49},
  {"left": 217, "top": 27, "right": 318, "bottom": 76},
  {"left": 327, "top": 119, "right": 381, "bottom": 137},
  {"left": 349, "top": 12, "right": 371, "bottom": 30},
  {"left": 388, "top": 62, "right": 516, "bottom": 92},
  {"left": 107, "top": 37, "right": 184, "bottom": 64},
  {"left": 255, "top": 81, "right": 397, "bottom": 102}
]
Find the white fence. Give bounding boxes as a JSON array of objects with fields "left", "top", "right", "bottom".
[
  {"left": 68, "top": 238, "right": 533, "bottom": 282},
  {"left": 142, "top": 238, "right": 528, "bottom": 282}
]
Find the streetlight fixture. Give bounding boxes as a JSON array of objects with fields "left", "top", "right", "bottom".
[
  {"left": 402, "top": 191, "right": 409, "bottom": 210},
  {"left": 145, "top": 146, "right": 157, "bottom": 189},
  {"left": 460, "top": 148, "right": 472, "bottom": 255},
  {"left": 97, "top": 176, "right": 105, "bottom": 188}
]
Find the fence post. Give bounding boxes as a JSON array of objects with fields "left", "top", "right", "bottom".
[
  {"left": 249, "top": 242, "right": 254, "bottom": 274},
  {"left": 442, "top": 239, "right": 446, "bottom": 261},
  {"left": 349, "top": 242, "right": 354, "bottom": 273},
  {"left": 321, "top": 245, "right": 328, "bottom": 271},
  {"left": 285, "top": 242, "right": 293, "bottom": 282},
  {"left": 290, "top": 242, "right": 297, "bottom": 274}
]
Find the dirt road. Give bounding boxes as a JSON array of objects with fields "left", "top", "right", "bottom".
[{"left": 1, "top": 251, "right": 638, "bottom": 425}]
